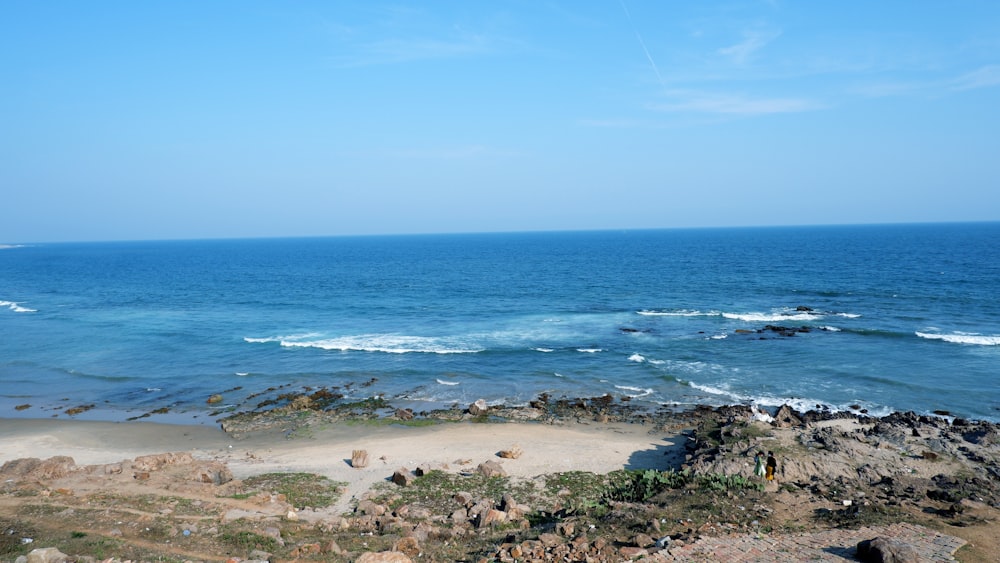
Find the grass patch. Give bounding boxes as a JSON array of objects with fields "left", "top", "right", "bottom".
[
  {"left": 603, "top": 469, "right": 765, "bottom": 504},
  {"left": 236, "top": 472, "right": 345, "bottom": 508},
  {"left": 219, "top": 528, "right": 281, "bottom": 553},
  {"left": 370, "top": 469, "right": 535, "bottom": 514}
]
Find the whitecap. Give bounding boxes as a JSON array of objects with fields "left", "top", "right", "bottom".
[
  {"left": 577, "top": 348, "right": 602, "bottom": 353},
  {"left": 722, "top": 312, "right": 819, "bottom": 322},
  {"left": 688, "top": 382, "right": 739, "bottom": 399},
  {"left": 710, "top": 333, "right": 728, "bottom": 340},
  {"left": 436, "top": 379, "right": 461, "bottom": 386},
  {"left": 637, "top": 309, "right": 718, "bottom": 317},
  {"left": 534, "top": 347, "right": 554, "bottom": 353},
  {"left": 1, "top": 300, "right": 36, "bottom": 313},
  {"left": 244, "top": 332, "right": 322, "bottom": 344},
  {"left": 916, "top": 332, "right": 1000, "bottom": 346},
  {"left": 627, "top": 353, "right": 645, "bottom": 363},
  {"left": 821, "top": 326, "right": 841, "bottom": 332},
  {"left": 615, "top": 385, "right": 653, "bottom": 398},
  {"left": 275, "top": 333, "right": 483, "bottom": 354},
  {"left": 235, "top": 372, "right": 249, "bottom": 376},
  {"left": 836, "top": 312, "right": 861, "bottom": 318}
]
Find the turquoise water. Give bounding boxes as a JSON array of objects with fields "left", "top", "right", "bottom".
[{"left": 2, "top": 223, "right": 999, "bottom": 422}]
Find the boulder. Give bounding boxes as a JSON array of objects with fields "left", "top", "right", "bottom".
[
  {"left": 392, "top": 468, "right": 415, "bottom": 487},
  {"left": 191, "top": 462, "right": 233, "bottom": 485},
  {"left": 25, "top": 547, "right": 70, "bottom": 563},
  {"left": 0, "top": 457, "right": 76, "bottom": 480},
  {"left": 476, "top": 460, "right": 507, "bottom": 478},
  {"left": 355, "top": 551, "right": 413, "bottom": 563},
  {"left": 352, "top": 449, "right": 370, "bottom": 469},
  {"left": 394, "top": 536, "right": 420, "bottom": 558},
  {"left": 773, "top": 404, "right": 802, "bottom": 428},
  {"left": 477, "top": 508, "right": 508, "bottom": 528},
  {"left": 856, "top": 537, "right": 920, "bottom": 563},
  {"left": 132, "top": 452, "right": 195, "bottom": 472},
  {"left": 498, "top": 445, "right": 523, "bottom": 459},
  {"left": 469, "top": 399, "right": 489, "bottom": 416}
]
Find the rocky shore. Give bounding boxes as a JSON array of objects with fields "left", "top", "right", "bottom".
[{"left": 2, "top": 395, "right": 998, "bottom": 562}]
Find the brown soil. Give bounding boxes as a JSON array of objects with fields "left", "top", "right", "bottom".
[{"left": 1, "top": 403, "right": 997, "bottom": 562}]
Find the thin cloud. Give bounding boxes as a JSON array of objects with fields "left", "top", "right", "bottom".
[
  {"left": 718, "top": 29, "right": 782, "bottom": 65},
  {"left": 374, "top": 145, "right": 521, "bottom": 159},
  {"left": 950, "top": 64, "right": 1000, "bottom": 91},
  {"left": 650, "top": 91, "right": 823, "bottom": 115},
  {"left": 854, "top": 65, "right": 1000, "bottom": 98},
  {"left": 334, "top": 33, "right": 493, "bottom": 67}
]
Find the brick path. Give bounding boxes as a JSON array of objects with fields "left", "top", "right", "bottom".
[{"left": 654, "top": 522, "right": 966, "bottom": 562}]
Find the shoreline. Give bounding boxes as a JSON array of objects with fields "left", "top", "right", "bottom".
[{"left": 2, "top": 402, "right": 998, "bottom": 561}]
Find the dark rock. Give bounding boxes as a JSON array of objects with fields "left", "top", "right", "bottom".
[
  {"left": 773, "top": 404, "right": 802, "bottom": 428},
  {"left": 392, "top": 468, "right": 415, "bottom": 487},
  {"left": 856, "top": 537, "right": 920, "bottom": 562}
]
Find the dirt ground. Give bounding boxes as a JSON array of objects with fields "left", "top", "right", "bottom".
[{"left": 1, "top": 405, "right": 997, "bottom": 562}]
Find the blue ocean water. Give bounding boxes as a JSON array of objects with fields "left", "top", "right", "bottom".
[{"left": 2, "top": 223, "right": 999, "bottom": 423}]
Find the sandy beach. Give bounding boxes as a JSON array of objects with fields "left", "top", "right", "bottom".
[
  {"left": 0, "top": 417, "right": 684, "bottom": 514},
  {"left": 1, "top": 406, "right": 997, "bottom": 562}
]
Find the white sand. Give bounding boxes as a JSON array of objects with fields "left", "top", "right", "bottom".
[{"left": 0, "top": 418, "right": 684, "bottom": 512}]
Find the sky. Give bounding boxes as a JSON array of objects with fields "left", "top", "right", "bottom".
[{"left": 2, "top": 1, "right": 999, "bottom": 243}]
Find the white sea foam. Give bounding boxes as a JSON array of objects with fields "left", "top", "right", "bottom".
[
  {"left": 637, "top": 309, "right": 717, "bottom": 317},
  {"left": 710, "top": 333, "right": 728, "bottom": 340},
  {"left": 615, "top": 385, "right": 653, "bottom": 398},
  {"left": 688, "top": 382, "right": 739, "bottom": 399},
  {"left": 1, "top": 300, "right": 36, "bottom": 313},
  {"left": 577, "top": 348, "right": 602, "bottom": 353},
  {"left": 836, "top": 312, "right": 861, "bottom": 318},
  {"left": 280, "top": 334, "right": 483, "bottom": 354},
  {"left": 244, "top": 332, "right": 322, "bottom": 344},
  {"left": 722, "top": 312, "right": 819, "bottom": 322},
  {"left": 248, "top": 332, "right": 482, "bottom": 354},
  {"left": 628, "top": 353, "right": 645, "bottom": 363},
  {"left": 916, "top": 332, "right": 1000, "bottom": 346},
  {"left": 534, "top": 347, "right": 554, "bottom": 353},
  {"left": 235, "top": 372, "right": 249, "bottom": 376},
  {"left": 821, "top": 326, "right": 841, "bottom": 332},
  {"left": 436, "top": 378, "right": 461, "bottom": 386}
]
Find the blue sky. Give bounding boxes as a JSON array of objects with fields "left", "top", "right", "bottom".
[{"left": 3, "top": 1, "right": 999, "bottom": 242}]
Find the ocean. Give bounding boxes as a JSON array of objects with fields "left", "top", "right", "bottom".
[{"left": 2, "top": 223, "right": 999, "bottom": 423}]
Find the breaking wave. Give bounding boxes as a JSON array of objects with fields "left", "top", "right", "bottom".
[
  {"left": 1, "top": 300, "right": 36, "bottom": 313},
  {"left": 247, "top": 333, "right": 483, "bottom": 354},
  {"left": 916, "top": 332, "right": 1000, "bottom": 346}
]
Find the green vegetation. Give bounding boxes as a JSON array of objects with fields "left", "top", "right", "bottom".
[
  {"left": 370, "top": 469, "right": 534, "bottom": 514},
  {"left": 236, "top": 472, "right": 345, "bottom": 508},
  {"left": 219, "top": 528, "right": 280, "bottom": 553},
  {"left": 603, "top": 469, "right": 765, "bottom": 504}
]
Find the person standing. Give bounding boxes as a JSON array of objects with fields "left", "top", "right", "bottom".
[
  {"left": 753, "top": 451, "right": 766, "bottom": 479},
  {"left": 765, "top": 451, "right": 777, "bottom": 481}
]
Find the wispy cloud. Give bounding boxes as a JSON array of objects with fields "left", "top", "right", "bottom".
[
  {"left": 717, "top": 29, "right": 782, "bottom": 65},
  {"left": 853, "top": 65, "right": 1000, "bottom": 98},
  {"left": 950, "top": 64, "right": 1000, "bottom": 91},
  {"left": 334, "top": 32, "right": 494, "bottom": 67},
  {"left": 362, "top": 145, "right": 521, "bottom": 160},
  {"left": 649, "top": 90, "right": 823, "bottom": 116}
]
